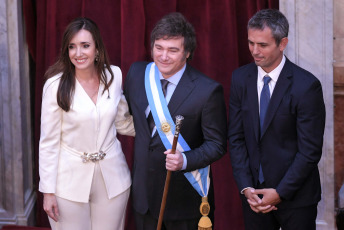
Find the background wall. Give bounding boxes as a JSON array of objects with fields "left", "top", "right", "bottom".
[
  {"left": 334, "top": 0, "right": 344, "bottom": 212},
  {"left": 0, "top": 0, "right": 35, "bottom": 227}
]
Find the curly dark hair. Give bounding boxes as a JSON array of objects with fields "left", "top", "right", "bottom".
[{"left": 150, "top": 12, "right": 197, "bottom": 60}]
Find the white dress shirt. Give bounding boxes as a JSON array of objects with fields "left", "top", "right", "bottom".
[{"left": 257, "top": 55, "right": 286, "bottom": 111}]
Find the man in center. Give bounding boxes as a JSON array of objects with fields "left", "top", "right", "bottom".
[{"left": 124, "top": 12, "right": 227, "bottom": 230}]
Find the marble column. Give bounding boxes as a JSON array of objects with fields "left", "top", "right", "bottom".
[
  {"left": 280, "top": 0, "right": 335, "bottom": 229},
  {"left": 0, "top": 0, "right": 35, "bottom": 227}
]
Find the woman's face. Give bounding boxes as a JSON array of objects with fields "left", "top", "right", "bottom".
[{"left": 68, "top": 29, "right": 97, "bottom": 72}]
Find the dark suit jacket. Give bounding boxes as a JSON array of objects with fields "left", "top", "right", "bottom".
[
  {"left": 228, "top": 58, "right": 325, "bottom": 209},
  {"left": 124, "top": 62, "right": 227, "bottom": 220}
]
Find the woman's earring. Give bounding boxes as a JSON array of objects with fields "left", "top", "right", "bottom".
[{"left": 95, "top": 51, "right": 99, "bottom": 62}]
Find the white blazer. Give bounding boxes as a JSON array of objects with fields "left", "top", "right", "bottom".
[{"left": 39, "top": 65, "right": 135, "bottom": 203}]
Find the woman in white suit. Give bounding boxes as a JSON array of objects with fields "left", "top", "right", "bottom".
[{"left": 39, "top": 17, "right": 134, "bottom": 230}]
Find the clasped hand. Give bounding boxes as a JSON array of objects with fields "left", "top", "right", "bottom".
[
  {"left": 164, "top": 149, "right": 184, "bottom": 171},
  {"left": 244, "top": 188, "right": 281, "bottom": 213}
]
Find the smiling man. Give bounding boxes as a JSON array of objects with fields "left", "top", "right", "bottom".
[
  {"left": 124, "top": 12, "right": 227, "bottom": 230},
  {"left": 228, "top": 9, "right": 326, "bottom": 230}
]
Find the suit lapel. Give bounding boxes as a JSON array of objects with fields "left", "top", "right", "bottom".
[
  {"left": 167, "top": 65, "right": 196, "bottom": 117},
  {"left": 261, "top": 60, "right": 293, "bottom": 138},
  {"left": 246, "top": 67, "right": 260, "bottom": 142},
  {"left": 148, "top": 64, "right": 195, "bottom": 140}
]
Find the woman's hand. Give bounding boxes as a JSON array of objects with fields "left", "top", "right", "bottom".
[{"left": 43, "top": 193, "right": 59, "bottom": 222}]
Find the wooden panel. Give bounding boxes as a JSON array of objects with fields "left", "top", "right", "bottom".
[{"left": 335, "top": 95, "right": 344, "bottom": 207}]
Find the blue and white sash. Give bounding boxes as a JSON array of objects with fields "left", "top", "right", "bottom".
[{"left": 145, "top": 62, "right": 210, "bottom": 198}]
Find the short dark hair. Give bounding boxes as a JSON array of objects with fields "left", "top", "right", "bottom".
[
  {"left": 248, "top": 9, "right": 289, "bottom": 45},
  {"left": 150, "top": 12, "right": 196, "bottom": 60}
]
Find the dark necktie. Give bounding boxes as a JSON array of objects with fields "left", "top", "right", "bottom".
[
  {"left": 147, "top": 79, "right": 169, "bottom": 133},
  {"left": 258, "top": 75, "right": 271, "bottom": 183}
]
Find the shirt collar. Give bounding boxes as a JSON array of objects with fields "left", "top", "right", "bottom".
[
  {"left": 159, "top": 64, "right": 186, "bottom": 86},
  {"left": 258, "top": 55, "right": 286, "bottom": 83}
]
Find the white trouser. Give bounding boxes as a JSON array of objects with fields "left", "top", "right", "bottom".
[{"left": 48, "top": 162, "right": 130, "bottom": 230}]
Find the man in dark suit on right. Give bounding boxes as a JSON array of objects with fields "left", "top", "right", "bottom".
[{"left": 228, "top": 9, "right": 326, "bottom": 230}]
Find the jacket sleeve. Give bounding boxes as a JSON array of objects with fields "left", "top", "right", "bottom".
[
  {"left": 115, "top": 94, "right": 135, "bottom": 137},
  {"left": 112, "top": 66, "right": 135, "bottom": 137},
  {"left": 276, "top": 79, "right": 325, "bottom": 200},
  {"left": 39, "top": 77, "right": 62, "bottom": 194},
  {"left": 228, "top": 73, "right": 254, "bottom": 191},
  {"left": 184, "top": 83, "right": 227, "bottom": 171}
]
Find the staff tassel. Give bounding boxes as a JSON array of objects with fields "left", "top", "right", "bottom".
[
  {"left": 157, "top": 115, "right": 184, "bottom": 230},
  {"left": 198, "top": 196, "right": 212, "bottom": 230}
]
